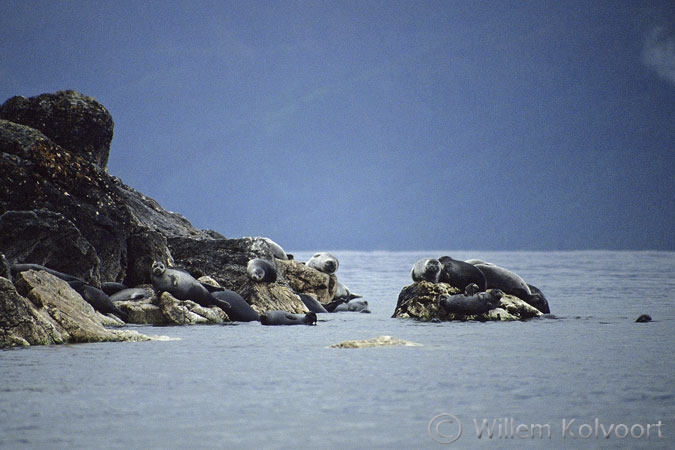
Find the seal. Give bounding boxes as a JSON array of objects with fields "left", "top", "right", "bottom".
[
  {"left": 260, "top": 310, "right": 317, "bottom": 326},
  {"left": 411, "top": 258, "right": 441, "bottom": 283},
  {"left": 100, "top": 281, "right": 129, "bottom": 296},
  {"left": 464, "top": 283, "right": 480, "bottom": 296},
  {"left": 298, "top": 293, "right": 329, "bottom": 313},
  {"left": 438, "top": 256, "right": 487, "bottom": 291},
  {"left": 333, "top": 282, "right": 362, "bottom": 302},
  {"left": 438, "top": 289, "right": 504, "bottom": 315},
  {"left": 306, "top": 252, "right": 339, "bottom": 274},
  {"left": 471, "top": 262, "right": 532, "bottom": 300},
  {"left": 246, "top": 258, "right": 278, "bottom": 283},
  {"left": 11, "top": 263, "right": 81, "bottom": 283},
  {"left": 150, "top": 261, "right": 232, "bottom": 311},
  {"left": 212, "top": 290, "right": 260, "bottom": 322},
  {"left": 332, "top": 299, "right": 371, "bottom": 313},
  {"left": 109, "top": 287, "right": 153, "bottom": 302},
  {"left": 68, "top": 280, "right": 128, "bottom": 321},
  {"left": 635, "top": 314, "right": 652, "bottom": 323},
  {"left": 526, "top": 284, "right": 550, "bottom": 314},
  {"left": 261, "top": 237, "right": 288, "bottom": 260}
]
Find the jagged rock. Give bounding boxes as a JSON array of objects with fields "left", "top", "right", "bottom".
[
  {"left": 1, "top": 270, "right": 154, "bottom": 347},
  {"left": 276, "top": 258, "right": 337, "bottom": 304},
  {"left": 329, "top": 335, "right": 423, "bottom": 348},
  {"left": 114, "top": 292, "right": 230, "bottom": 325},
  {"left": 125, "top": 230, "right": 174, "bottom": 287},
  {"left": 239, "top": 281, "right": 308, "bottom": 315},
  {"left": 156, "top": 292, "right": 229, "bottom": 325},
  {"left": 0, "top": 101, "right": 214, "bottom": 283},
  {"left": 0, "top": 90, "right": 114, "bottom": 168},
  {"left": 392, "top": 281, "right": 542, "bottom": 321},
  {"left": 0, "top": 209, "right": 101, "bottom": 285}
]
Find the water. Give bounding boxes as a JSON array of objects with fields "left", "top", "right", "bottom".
[{"left": 1, "top": 251, "right": 673, "bottom": 449}]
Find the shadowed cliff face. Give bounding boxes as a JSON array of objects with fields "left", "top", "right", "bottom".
[{"left": 0, "top": 90, "right": 214, "bottom": 284}]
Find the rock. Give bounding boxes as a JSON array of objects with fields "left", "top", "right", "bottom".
[
  {"left": 329, "top": 335, "right": 423, "bottom": 348},
  {"left": 392, "top": 281, "right": 541, "bottom": 322},
  {"left": 156, "top": 292, "right": 229, "bottom": 325},
  {"left": 0, "top": 99, "right": 214, "bottom": 283},
  {"left": 2, "top": 270, "right": 154, "bottom": 347},
  {"left": 0, "top": 209, "right": 101, "bottom": 285},
  {"left": 114, "top": 298, "right": 165, "bottom": 325},
  {"left": 0, "top": 90, "right": 114, "bottom": 168},
  {"left": 276, "top": 258, "right": 337, "bottom": 304},
  {"left": 392, "top": 281, "right": 461, "bottom": 321},
  {"left": 239, "top": 282, "right": 308, "bottom": 315}
]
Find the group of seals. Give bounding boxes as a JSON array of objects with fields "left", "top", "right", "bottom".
[
  {"left": 410, "top": 256, "right": 550, "bottom": 314},
  {"left": 151, "top": 261, "right": 259, "bottom": 322}
]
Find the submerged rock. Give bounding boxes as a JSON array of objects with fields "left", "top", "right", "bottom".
[{"left": 329, "top": 335, "right": 423, "bottom": 348}]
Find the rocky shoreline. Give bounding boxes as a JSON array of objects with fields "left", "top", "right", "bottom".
[{"left": 1, "top": 90, "right": 550, "bottom": 348}]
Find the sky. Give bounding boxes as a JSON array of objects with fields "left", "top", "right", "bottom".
[{"left": 1, "top": 1, "right": 674, "bottom": 252}]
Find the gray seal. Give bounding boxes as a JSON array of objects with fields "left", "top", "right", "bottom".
[
  {"left": 68, "top": 280, "right": 128, "bottom": 321},
  {"left": 333, "top": 282, "right": 362, "bottom": 302},
  {"left": 11, "top": 263, "right": 81, "bottom": 283},
  {"left": 109, "top": 287, "right": 153, "bottom": 302},
  {"left": 306, "top": 252, "right": 339, "bottom": 274},
  {"left": 332, "top": 299, "right": 370, "bottom": 313},
  {"left": 471, "top": 261, "right": 532, "bottom": 300},
  {"left": 260, "top": 310, "right": 317, "bottom": 325},
  {"left": 526, "top": 284, "right": 550, "bottom": 314},
  {"left": 246, "top": 258, "right": 277, "bottom": 282},
  {"left": 212, "top": 290, "right": 260, "bottom": 322},
  {"left": 298, "top": 293, "right": 329, "bottom": 314},
  {"left": 150, "top": 261, "right": 231, "bottom": 311},
  {"left": 635, "top": 314, "right": 652, "bottom": 323},
  {"left": 438, "top": 256, "right": 487, "bottom": 291},
  {"left": 438, "top": 289, "right": 504, "bottom": 315},
  {"left": 411, "top": 258, "right": 441, "bottom": 283}
]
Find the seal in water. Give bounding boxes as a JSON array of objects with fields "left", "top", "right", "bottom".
[
  {"left": 260, "top": 310, "right": 317, "bottom": 325},
  {"left": 333, "top": 282, "right": 362, "bottom": 302},
  {"left": 332, "top": 299, "right": 371, "bottom": 313},
  {"left": 306, "top": 252, "right": 339, "bottom": 274},
  {"left": 411, "top": 258, "right": 441, "bottom": 283},
  {"left": 635, "top": 314, "right": 652, "bottom": 323},
  {"left": 212, "top": 290, "right": 260, "bottom": 322},
  {"left": 246, "top": 258, "right": 277, "bottom": 282},
  {"left": 438, "top": 256, "right": 487, "bottom": 291},
  {"left": 68, "top": 280, "right": 128, "bottom": 321},
  {"left": 438, "top": 289, "right": 504, "bottom": 315}
]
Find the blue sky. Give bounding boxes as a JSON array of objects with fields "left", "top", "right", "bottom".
[{"left": 1, "top": 1, "right": 674, "bottom": 251}]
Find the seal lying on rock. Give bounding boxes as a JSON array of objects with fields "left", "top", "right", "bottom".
[
  {"left": 411, "top": 258, "right": 441, "bottom": 283},
  {"left": 333, "top": 282, "right": 362, "bottom": 302},
  {"left": 526, "top": 284, "right": 550, "bottom": 314},
  {"left": 470, "top": 261, "right": 532, "bottom": 300},
  {"left": 109, "top": 287, "right": 153, "bottom": 302},
  {"left": 246, "top": 258, "right": 277, "bottom": 283},
  {"left": 260, "top": 310, "right": 317, "bottom": 326},
  {"left": 68, "top": 280, "right": 128, "bottom": 321},
  {"left": 438, "top": 256, "right": 487, "bottom": 292},
  {"left": 332, "top": 299, "right": 370, "bottom": 313},
  {"left": 150, "top": 261, "right": 232, "bottom": 312},
  {"left": 212, "top": 290, "right": 260, "bottom": 322},
  {"left": 298, "top": 293, "right": 328, "bottom": 313},
  {"left": 306, "top": 252, "right": 339, "bottom": 274},
  {"left": 11, "top": 263, "right": 81, "bottom": 283},
  {"left": 438, "top": 289, "right": 504, "bottom": 315},
  {"left": 100, "top": 281, "right": 129, "bottom": 296}
]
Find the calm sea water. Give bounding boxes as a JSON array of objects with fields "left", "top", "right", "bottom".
[{"left": 1, "top": 251, "right": 673, "bottom": 449}]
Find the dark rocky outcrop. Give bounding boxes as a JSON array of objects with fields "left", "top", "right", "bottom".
[
  {"left": 1, "top": 90, "right": 332, "bottom": 345},
  {"left": 0, "top": 90, "right": 113, "bottom": 168},
  {"left": 0, "top": 270, "right": 157, "bottom": 346},
  {"left": 392, "top": 281, "right": 542, "bottom": 321}
]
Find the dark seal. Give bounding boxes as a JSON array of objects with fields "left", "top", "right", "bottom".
[
  {"left": 68, "top": 280, "right": 128, "bottom": 321},
  {"left": 246, "top": 258, "right": 278, "bottom": 283},
  {"left": 438, "top": 289, "right": 504, "bottom": 315},
  {"left": 212, "top": 289, "right": 260, "bottom": 322},
  {"left": 438, "top": 256, "right": 487, "bottom": 292},
  {"left": 260, "top": 310, "right": 317, "bottom": 326}
]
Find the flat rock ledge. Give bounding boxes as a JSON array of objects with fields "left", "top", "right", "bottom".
[
  {"left": 329, "top": 335, "right": 423, "bottom": 348},
  {"left": 0, "top": 270, "right": 165, "bottom": 347},
  {"left": 392, "top": 281, "right": 542, "bottom": 322}
]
